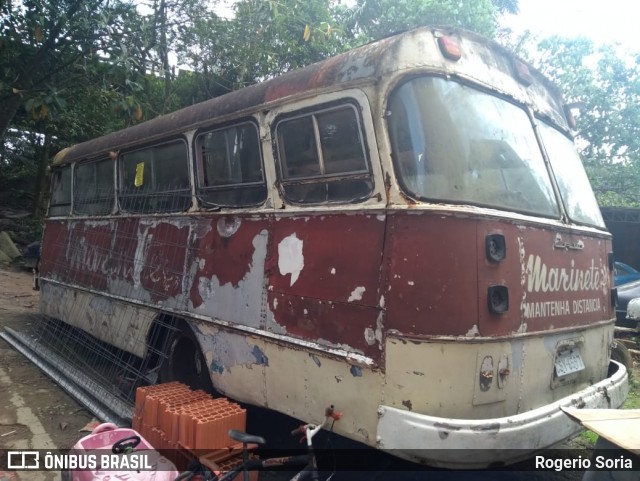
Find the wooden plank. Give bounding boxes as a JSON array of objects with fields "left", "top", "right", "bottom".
[{"left": 562, "top": 408, "right": 640, "bottom": 455}]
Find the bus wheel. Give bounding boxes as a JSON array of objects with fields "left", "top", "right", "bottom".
[
  {"left": 611, "top": 340, "right": 633, "bottom": 370},
  {"left": 160, "top": 325, "right": 214, "bottom": 392}
]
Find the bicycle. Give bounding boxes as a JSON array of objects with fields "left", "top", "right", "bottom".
[{"left": 175, "top": 405, "right": 342, "bottom": 481}]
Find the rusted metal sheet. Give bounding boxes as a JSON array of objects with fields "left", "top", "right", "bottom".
[
  {"left": 478, "top": 220, "right": 613, "bottom": 336},
  {"left": 383, "top": 212, "right": 479, "bottom": 336},
  {"left": 267, "top": 214, "right": 384, "bottom": 305},
  {"left": 189, "top": 216, "right": 269, "bottom": 295},
  {"left": 139, "top": 221, "right": 190, "bottom": 302},
  {"left": 268, "top": 292, "right": 382, "bottom": 360},
  {"left": 40, "top": 212, "right": 387, "bottom": 362},
  {"left": 383, "top": 211, "right": 613, "bottom": 337},
  {"left": 42, "top": 218, "right": 191, "bottom": 305},
  {"left": 266, "top": 213, "right": 385, "bottom": 361},
  {"left": 39, "top": 220, "right": 67, "bottom": 279},
  {"left": 188, "top": 215, "right": 269, "bottom": 329}
]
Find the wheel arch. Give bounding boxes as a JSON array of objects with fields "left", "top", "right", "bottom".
[{"left": 146, "top": 312, "right": 216, "bottom": 393}]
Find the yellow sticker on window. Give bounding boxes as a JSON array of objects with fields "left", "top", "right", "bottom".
[{"left": 134, "top": 162, "right": 144, "bottom": 187}]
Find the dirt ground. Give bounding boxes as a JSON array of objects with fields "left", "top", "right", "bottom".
[{"left": 0, "top": 268, "right": 94, "bottom": 481}]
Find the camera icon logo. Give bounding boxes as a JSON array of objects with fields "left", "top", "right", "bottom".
[{"left": 7, "top": 451, "right": 40, "bottom": 470}]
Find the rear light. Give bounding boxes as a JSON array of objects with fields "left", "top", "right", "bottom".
[
  {"left": 488, "top": 285, "right": 509, "bottom": 314},
  {"left": 437, "top": 36, "right": 462, "bottom": 61},
  {"left": 486, "top": 234, "right": 506, "bottom": 262},
  {"left": 513, "top": 59, "right": 533, "bottom": 87}
]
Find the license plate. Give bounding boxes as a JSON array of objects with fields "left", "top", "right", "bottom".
[{"left": 554, "top": 349, "right": 585, "bottom": 377}]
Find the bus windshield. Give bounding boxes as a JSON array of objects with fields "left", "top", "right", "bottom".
[
  {"left": 388, "top": 76, "right": 559, "bottom": 216},
  {"left": 538, "top": 121, "right": 605, "bottom": 227}
]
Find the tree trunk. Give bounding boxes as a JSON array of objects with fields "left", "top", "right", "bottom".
[
  {"left": 159, "top": 0, "right": 171, "bottom": 113},
  {"left": 0, "top": 94, "right": 24, "bottom": 142},
  {"left": 33, "top": 132, "right": 52, "bottom": 218}
]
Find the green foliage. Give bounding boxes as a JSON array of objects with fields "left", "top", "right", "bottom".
[
  {"left": 624, "top": 370, "right": 640, "bottom": 409},
  {"left": 2, "top": 0, "right": 522, "bottom": 215},
  {"left": 1, "top": 0, "right": 108, "bottom": 126},
  {"left": 532, "top": 36, "right": 640, "bottom": 207},
  {"left": 173, "top": 0, "right": 346, "bottom": 89},
  {"left": 578, "top": 429, "right": 599, "bottom": 447},
  {"left": 0, "top": 130, "right": 42, "bottom": 204},
  {"left": 233, "top": 0, "right": 345, "bottom": 83},
  {"left": 348, "top": 0, "right": 510, "bottom": 42}
]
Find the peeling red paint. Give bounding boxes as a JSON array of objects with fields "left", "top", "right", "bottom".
[
  {"left": 41, "top": 211, "right": 386, "bottom": 361},
  {"left": 140, "top": 223, "right": 189, "bottom": 302},
  {"left": 268, "top": 291, "right": 381, "bottom": 360},
  {"left": 267, "top": 214, "right": 384, "bottom": 306},
  {"left": 188, "top": 216, "right": 269, "bottom": 308},
  {"left": 383, "top": 211, "right": 613, "bottom": 337}
]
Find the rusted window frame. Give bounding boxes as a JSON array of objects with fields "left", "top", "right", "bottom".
[
  {"left": 117, "top": 137, "right": 191, "bottom": 214},
  {"left": 73, "top": 157, "right": 115, "bottom": 216},
  {"left": 273, "top": 101, "right": 373, "bottom": 204},
  {"left": 48, "top": 165, "right": 73, "bottom": 217},
  {"left": 193, "top": 120, "right": 267, "bottom": 208}
]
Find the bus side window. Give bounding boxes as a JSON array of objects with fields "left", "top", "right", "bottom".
[
  {"left": 118, "top": 140, "right": 191, "bottom": 213},
  {"left": 195, "top": 122, "right": 267, "bottom": 208},
  {"left": 278, "top": 117, "right": 321, "bottom": 178},
  {"left": 275, "top": 103, "right": 373, "bottom": 204},
  {"left": 74, "top": 159, "right": 114, "bottom": 215},
  {"left": 48, "top": 166, "right": 72, "bottom": 217}
]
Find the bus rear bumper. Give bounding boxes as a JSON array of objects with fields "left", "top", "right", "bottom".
[{"left": 376, "top": 360, "right": 629, "bottom": 468}]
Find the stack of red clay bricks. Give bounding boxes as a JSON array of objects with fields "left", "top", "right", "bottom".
[{"left": 132, "top": 381, "right": 246, "bottom": 454}]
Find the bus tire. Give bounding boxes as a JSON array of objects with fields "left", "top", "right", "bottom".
[
  {"left": 160, "top": 324, "right": 214, "bottom": 393},
  {"left": 611, "top": 340, "right": 633, "bottom": 370}
]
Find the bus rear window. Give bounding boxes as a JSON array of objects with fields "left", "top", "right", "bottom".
[
  {"left": 119, "top": 140, "right": 191, "bottom": 213},
  {"left": 388, "top": 77, "right": 559, "bottom": 217},
  {"left": 196, "top": 122, "right": 266, "bottom": 207},
  {"left": 74, "top": 159, "right": 114, "bottom": 215},
  {"left": 49, "top": 166, "right": 71, "bottom": 217},
  {"left": 275, "top": 104, "right": 373, "bottom": 204}
]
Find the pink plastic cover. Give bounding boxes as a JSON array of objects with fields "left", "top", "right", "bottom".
[{"left": 69, "top": 423, "right": 180, "bottom": 481}]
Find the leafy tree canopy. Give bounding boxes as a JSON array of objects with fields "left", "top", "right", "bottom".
[
  {"left": 347, "top": 0, "right": 510, "bottom": 41},
  {"left": 2, "top": 0, "right": 520, "bottom": 216},
  {"left": 528, "top": 36, "right": 640, "bottom": 207}
]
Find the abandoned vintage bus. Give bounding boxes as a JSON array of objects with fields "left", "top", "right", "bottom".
[{"left": 39, "top": 27, "right": 628, "bottom": 467}]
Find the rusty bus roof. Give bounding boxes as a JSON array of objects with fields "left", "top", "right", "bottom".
[{"left": 52, "top": 26, "right": 564, "bottom": 167}]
